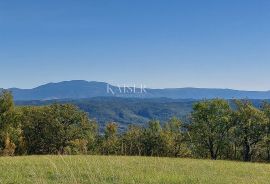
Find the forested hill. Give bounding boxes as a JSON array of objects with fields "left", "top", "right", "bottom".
[
  {"left": 16, "top": 97, "right": 268, "bottom": 131},
  {"left": 3, "top": 80, "right": 270, "bottom": 100},
  {"left": 16, "top": 97, "right": 195, "bottom": 130}
]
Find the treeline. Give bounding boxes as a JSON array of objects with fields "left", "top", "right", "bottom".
[{"left": 1, "top": 90, "right": 270, "bottom": 162}]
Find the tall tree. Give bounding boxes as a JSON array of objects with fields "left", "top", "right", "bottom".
[
  {"left": 143, "top": 120, "right": 163, "bottom": 156},
  {"left": 190, "top": 99, "right": 232, "bottom": 160},
  {"left": 233, "top": 100, "right": 268, "bottom": 161},
  {"left": 162, "top": 117, "right": 189, "bottom": 157},
  {"left": 261, "top": 102, "right": 270, "bottom": 161},
  {"left": 122, "top": 125, "right": 143, "bottom": 156},
  {"left": 0, "top": 90, "right": 18, "bottom": 155},
  {"left": 101, "top": 122, "right": 119, "bottom": 155}
]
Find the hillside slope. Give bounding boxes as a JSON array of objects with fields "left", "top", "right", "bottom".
[
  {"left": 16, "top": 97, "right": 195, "bottom": 130},
  {"left": 16, "top": 97, "right": 268, "bottom": 131},
  {"left": 0, "top": 155, "right": 269, "bottom": 184},
  {"left": 4, "top": 80, "right": 270, "bottom": 100}
]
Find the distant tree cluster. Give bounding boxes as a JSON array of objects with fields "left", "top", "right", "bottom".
[{"left": 1, "top": 90, "right": 270, "bottom": 162}]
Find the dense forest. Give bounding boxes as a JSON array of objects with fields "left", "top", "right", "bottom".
[
  {"left": 1, "top": 90, "right": 270, "bottom": 162},
  {"left": 16, "top": 97, "right": 195, "bottom": 131}
]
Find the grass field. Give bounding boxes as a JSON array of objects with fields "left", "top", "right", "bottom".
[{"left": 0, "top": 156, "right": 270, "bottom": 184}]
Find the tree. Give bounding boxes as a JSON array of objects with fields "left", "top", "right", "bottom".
[
  {"left": 21, "top": 104, "right": 96, "bottom": 154},
  {"left": 260, "top": 102, "right": 270, "bottom": 161},
  {"left": 162, "top": 117, "right": 191, "bottom": 157},
  {"left": 233, "top": 100, "right": 268, "bottom": 161},
  {"left": 0, "top": 90, "right": 19, "bottom": 156},
  {"left": 122, "top": 125, "right": 143, "bottom": 156},
  {"left": 101, "top": 122, "right": 119, "bottom": 155},
  {"left": 142, "top": 120, "right": 163, "bottom": 156},
  {"left": 0, "top": 90, "right": 15, "bottom": 131},
  {"left": 190, "top": 99, "right": 232, "bottom": 160}
]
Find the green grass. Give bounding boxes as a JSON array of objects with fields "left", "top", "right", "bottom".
[{"left": 0, "top": 156, "right": 270, "bottom": 184}]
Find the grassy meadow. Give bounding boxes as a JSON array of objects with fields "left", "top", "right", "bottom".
[{"left": 0, "top": 156, "right": 269, "bottom": 184}]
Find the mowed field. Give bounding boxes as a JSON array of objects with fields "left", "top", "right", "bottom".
[{"left": 0, "top": 156, "right": 270, "bottom": 184}]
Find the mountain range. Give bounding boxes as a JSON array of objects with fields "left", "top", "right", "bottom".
[
  {"left": 2, "top": 80, "right": 270, "bottom": 101},
  {"left": 2, "top": 80, "right": 269, "bottom": 130}
]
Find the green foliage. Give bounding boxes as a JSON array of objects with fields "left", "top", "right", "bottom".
[
  {"left": 233, "top": 100, "right": 268, "bottom": 161},
  {"left": 122, "top": 125, "right": 144, "bottom": 155},
  {"left": 101, "top": 122, "right": 120, "bottom": 155},
  {"left": 190, "top": 99, "right": 232, "bottom": 160},
  {"left": 162, "top": 118, "right": 191, "bottom": 157},
  {"left": 20, "top": 104, "right": 97, "bottom": 154},
  {"left": 2, "top": 91, "right": 270, "bottom": 163},
  {"left": 262, "top": 102, "right": 270, "bottom": 161},
  {"left": 17, "top": 97, "right": 194, "bottom": 130},
  {"left": 0, "top": 90, "right": 20, "bottom": 155}
]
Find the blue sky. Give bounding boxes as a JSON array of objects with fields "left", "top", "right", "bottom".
[{"left": 0, "top": 0, "right": 269, "bottom": 90}]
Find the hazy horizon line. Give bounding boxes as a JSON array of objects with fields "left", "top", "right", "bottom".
[{"left": 1, "top": 80, "right": 270, "bottom": 92}]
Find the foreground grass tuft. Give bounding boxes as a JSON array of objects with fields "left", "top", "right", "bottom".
[{"left": 0, "top": 155, "right": 269, "bottom": 184}]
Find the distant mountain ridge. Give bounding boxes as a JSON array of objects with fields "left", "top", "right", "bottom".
[{"left": 2, "top": 80, "right": 270, "bottom": 100}]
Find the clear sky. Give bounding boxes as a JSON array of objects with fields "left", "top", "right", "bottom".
[{"left": 0, "top": 0, "right": 269, "bottom": 90}]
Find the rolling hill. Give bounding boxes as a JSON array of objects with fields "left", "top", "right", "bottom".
[
  {"left": 3, "top": 80, "right": 270, "bottom": 101},
  {"left": 3, "top": 80, "right": 270, "bottom": 130},
  {"left": 16, "top": 97, "right": 195, "bottom": 131},
  {"left": 16, "top": 97, "right": 268, "bottom": 131}
]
